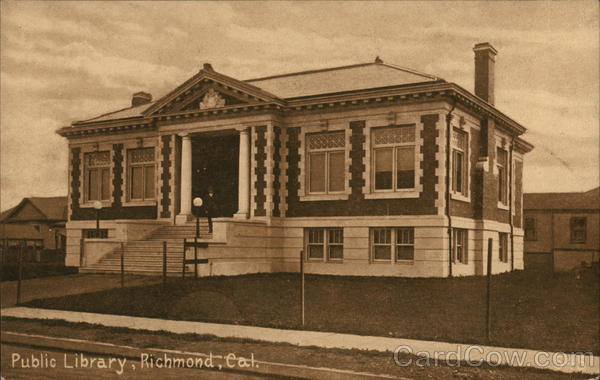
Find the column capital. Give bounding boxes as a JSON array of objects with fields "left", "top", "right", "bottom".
[
  {"left": 235, "top": 126, "right": 250, "bottom": 133},
  {"left": 178, "top": 132, "right": 191, "bottom": 139}
]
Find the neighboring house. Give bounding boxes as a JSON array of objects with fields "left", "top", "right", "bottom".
[
  {"left": 523, "top": 187, "right": 600, "bottom": 271},
  {"left": 0, "top": 197, "right": 67, "bottom": 262},
  {"left": 57, "top": 42, "right": 533, "bottom": 277}
]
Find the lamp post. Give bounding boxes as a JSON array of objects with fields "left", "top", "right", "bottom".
[
  {"left": 93, "top": 201, "right": 102, "bottom": 238},
  {"left": 193, "top": 197, "right": 203, "bottom": 239}
]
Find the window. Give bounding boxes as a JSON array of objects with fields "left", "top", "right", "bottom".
[
  {"left": 305, "top": 228, "right": 344, "bottom": 261},
  {"left": 306, "top": 132, "right": 345, "bottom": 194},
  {"left": 85, "top": 151, "right": 111, "bottom": 202},
  {"left": 395, "top": 228, "right": 415, "bottom": 261},
  {"left": 371, "top": 227, "right": 415, "bottom": 262},
  {"left": 452, "top": 229, "right": 468, "bottom": 264},
  {"left": 570, "top": 217, "right": 586, "bottom": 243},
  {"left": 524, "top": 217, "right": 536, "bottom": 241},
  {"left": 497, "top": 147, "right": 508, "bottom": 204},
  {"left": 372, "top": 126, "right": 416, "bottom": 191},
  {"left": 452, "top": 129, "right": 468, "bottom": 195},
  {"left": 83, "top": 229, "right": 108, "bottom": 239},
  {"left": 127, "top": 148, "right": 155, "bottom": 201},
  {"left": 498, "top": 232, "right": 509, "bottom": 262}
]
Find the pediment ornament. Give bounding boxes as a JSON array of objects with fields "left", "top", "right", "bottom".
[{"left": 199, "top": 88, "right": 226, "bottom": 110}]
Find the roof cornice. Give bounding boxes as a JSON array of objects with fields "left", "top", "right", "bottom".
[
  {"left": 57, "top": 118, "right": 154, "bottom": 137},
  {"left": 57, "top": 82, "right": 530, "bottom": 141}
]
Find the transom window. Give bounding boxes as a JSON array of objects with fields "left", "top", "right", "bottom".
[
  {"left": 372, "top": 125, "right": 416, "bottom": 191},
  {"left": 127, "top": 148, "right": 155, "bottom": 201},
  {"left": 452, "top": 229, "right": 468, "bottom": 264},
  {"left": 306, "top": 132, "right": 345, "bottom": 194},
  {"left": 498, "top": 232, "right": 509, "bottom": 262},
  {"left": 452, "top": 129, "right": 468, "bottom": 196},
  {"left": 371, "top": 227, "right": 415, "bottom": 262},
  {"left": 84, "top": 151, "right": 111, "bottom": 202},
  {"left": 497, "top": 147, "right": 508, "bottom": 204},
  {"left": 524, "top": 217, "right": 536, "bottom": 241},
  {"left": 570, "top": 217, "right": 586, "bottom": 243},
  {"left": 305, "top": 228, "right": 344, "bottom": 261}
]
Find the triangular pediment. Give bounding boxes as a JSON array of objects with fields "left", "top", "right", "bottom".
[{"left": 144, "top": 68, "right": 284, "bottom": 116}]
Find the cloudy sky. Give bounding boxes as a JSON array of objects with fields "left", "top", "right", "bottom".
[{"left": 1, "top": 1, "right": 598, "bottom": 210}]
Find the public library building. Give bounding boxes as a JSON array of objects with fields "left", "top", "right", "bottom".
[{"left": 58, "top": 43, "right": 533, "bottom": 277}]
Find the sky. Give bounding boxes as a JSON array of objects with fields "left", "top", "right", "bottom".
[{"left": 1, "top": 1, "right": 598, "bottom": 210}]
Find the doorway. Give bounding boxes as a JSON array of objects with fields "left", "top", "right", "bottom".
[{"left": 192, "top": 133, "right": 239, "bottom": 217}]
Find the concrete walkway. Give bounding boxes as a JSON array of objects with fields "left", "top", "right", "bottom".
[{"left": 2, "top": 307, "right": 598, "bottom": 376}]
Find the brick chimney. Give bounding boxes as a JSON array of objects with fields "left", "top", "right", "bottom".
[
  {"left": 473, "top": 42, "right": 498, "bottom": 105},
  {"left": 131, "top": 91, "right": 152, "bottom": 107}
]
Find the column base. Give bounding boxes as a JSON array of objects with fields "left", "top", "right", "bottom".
[
  {"left": 233, "top": 212, "right": 249, "bottom": 219},
  {"left": 175, "top": 213, "right": 193, "bottom": 225}
]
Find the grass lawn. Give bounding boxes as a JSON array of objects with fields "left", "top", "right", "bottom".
[{"left": 23, "top": 266, "right": 599, "bottom": 355}]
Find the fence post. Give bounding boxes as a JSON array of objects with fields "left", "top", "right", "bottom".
[
  {"left": 79, "top": 238, "right": 85, "bottom": 268},
  {"left": 2, "top": 238, "right": 7, "bottom": 265},
  {"left": 485, "top": 237, "right": 493, "bottom": 344},
  {"left": 120, "top": 242, "right": 125, "bottom": 288},
  {"left": 300, "top": 250, "right": 305, "bottom": 327},
  {"left": 162, "top": 241, "right": 167, "bottom": 288},
  {"left": 194, "top": 236, "right": 198, "bottom": 279},
  {"left": 182, "top": 239, "right": 186, "bottom": 278},
  {"left": 16, "top": 240, "right": 24, "bottom": 305}
]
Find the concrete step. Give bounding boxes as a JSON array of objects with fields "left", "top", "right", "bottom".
[
  {"left": 80, "top": 268, "right": 183, "bottom": 275},
  {"left": 83, "top": 222, "right": 217, "bottom": 275}
]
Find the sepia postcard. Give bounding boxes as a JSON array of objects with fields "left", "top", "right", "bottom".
[{"left": 1, "top": 1, "right": 598, "bottom": 379}]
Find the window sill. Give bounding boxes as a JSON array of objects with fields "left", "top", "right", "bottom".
[
  {"left": 123, "top": 200, "right": 157, "bottom": 207},
  {"left": 371, "top": 260, "right": 393, "bottom": 264},
  {"left": 395, "top": 260, "right": 415, "bottom": 265},
  {"left": 497, "top": 202, "right": 509, "bottom": 210},
  {"left": 451, "top": 192, "right": 470, "bottom": 203},
  {"left": 300, "top": 194, "right": 349, "bottom": 202},
  {"left": 365, "top": 191, "right": 419, "bottom": 199},
  {"left": 306, "top": 259, "right": 345, "bottom": 264},
  {"left": 80, "top": 201, "right": 112, "bottom": 209}
]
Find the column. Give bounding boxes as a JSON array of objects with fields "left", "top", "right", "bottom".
[
  {"left": 176, "top": 133, "right": 192, "bottom": 225},
  {"left": 234, "top": 127, "right": 250, "bottom": 218}
]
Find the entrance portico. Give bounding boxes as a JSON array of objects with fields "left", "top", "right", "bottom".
[{"left": 175, "top": 127, "right": 251, "bottom": 224}]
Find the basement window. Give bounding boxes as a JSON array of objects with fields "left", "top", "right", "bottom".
[
  {"left": 83, "top": 229, "right": 108, "bottom": 239},
  {"left": 305, "top": 228, "right": 344, "bottom": 262}
]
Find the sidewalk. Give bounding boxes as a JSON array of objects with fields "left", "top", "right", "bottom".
[{"left": 2, "top": 306, "right": 598, "bottom": 376}]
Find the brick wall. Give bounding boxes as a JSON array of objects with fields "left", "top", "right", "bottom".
[
  {"left": 70, "top": 144, "right": 157, "bottom": 220},
  {"left": 160, "top": 135, "right": 172, "bottom": 218},
  {"left": 513, "top": 159, "right": 523, "bottom": 228},
  {"left": 254, "top": 126, "right": 267, "bottom": 216},
  {"left": 272, "top": 126, "right": 282, "bottom": 217},
  {"left": 285, "top": 114, "right": 440, "bottom": 217}
]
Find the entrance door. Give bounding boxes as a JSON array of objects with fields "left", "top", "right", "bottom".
[{"left": 192, "top": 134, "right": 239, "bottom": 217}]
